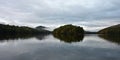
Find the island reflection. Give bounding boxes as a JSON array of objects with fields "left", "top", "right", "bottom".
[
  {"left": 53, "top": 34, "right": 84, "bottom": 43},
  {"left": 99, "top": 34, "right": 120, "bottom": 45}
]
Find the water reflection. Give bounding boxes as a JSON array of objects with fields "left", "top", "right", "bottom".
[
  {"left": 0, "top": 33, "right": 120, "bottom": 45},
  {"left": 99, "top": 34, "right": 120, "bottom": 44},
  {"left": 0, "top": 34, "right": 120, "bottom": 60},
  {"left": 53, "top": 34, "right": 84, "bottom": 43},
  {"left": 35, "top": 34, "right": 50, "bottom": 40},
  {"left": 0, "top": 34, "right": 49, "bottom": 41}
]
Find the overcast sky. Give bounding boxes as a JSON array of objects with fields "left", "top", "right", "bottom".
[{"left": 0, "top": 0, "right": 120, "bottom": 31}]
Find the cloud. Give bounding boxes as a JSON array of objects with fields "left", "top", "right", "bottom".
[{"left": 0, "top": 0, "right": 120, "bottom": 31}]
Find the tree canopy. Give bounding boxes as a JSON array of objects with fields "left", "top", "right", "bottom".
[
  {"left": 98, "top": 24, "right": 120, "bottom": 35},
  {"left": 53, "top": 24, "right": 84, "bottom": 35}
]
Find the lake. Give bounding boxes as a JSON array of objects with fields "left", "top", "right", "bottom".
[{"left": 0, "top": 34, "right": 120, "bottom": 60}]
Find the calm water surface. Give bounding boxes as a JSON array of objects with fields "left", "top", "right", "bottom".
[{"left": 0, "top": 34, "right": 120, "bottom": 60}]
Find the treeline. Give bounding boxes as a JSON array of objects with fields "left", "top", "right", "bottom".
[
  {"left": 0, "top": 24, "right": 51, "bottom": 35},
  {"left": 1, "top": 23, "right": 119, "bottom": 36},
  {"left": 98, "top": 24, "right": 120, "bottom": 35}
]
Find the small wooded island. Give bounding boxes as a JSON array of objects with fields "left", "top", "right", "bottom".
[
  {"left": 53, "top": 24, "right": 84, "bottom": 35},
  {"left": 53, "top": 24, "right": 84, "bottom": 43}
]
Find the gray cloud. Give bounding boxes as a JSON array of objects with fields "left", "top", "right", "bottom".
[{"left": 0, "top": 0, "right": 120, "bottom": 31}]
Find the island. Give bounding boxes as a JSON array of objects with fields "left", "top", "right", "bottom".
[
  {"left": 53, "top": 24, "right": 84, "bottom": 43},
  {"left": 53, "top": 24, "right": 84, "bottom": 35}
]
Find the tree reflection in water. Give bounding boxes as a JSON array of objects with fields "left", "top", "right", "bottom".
[
  {"left": 35, "top": 34, "right": 50, "bottom": 40},
  {"left": 53, "top": 34, "right": 84, "bottom": 43},
  {"left": 0, "top": 34, "right": 50, "bottom": 42},
  {"left": 99, "top": 34, "right": 120, "bottom": 45}
]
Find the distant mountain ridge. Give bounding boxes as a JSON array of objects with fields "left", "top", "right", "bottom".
[{"left": 36, "top": 26, "right": 46, "bottom": 29}]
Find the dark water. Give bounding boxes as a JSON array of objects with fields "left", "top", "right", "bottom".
[{"left": 0, "top": 34, "right": 120, "bottom": 60}]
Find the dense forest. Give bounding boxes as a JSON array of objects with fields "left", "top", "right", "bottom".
[
  {"left": 98, "top": 24, "right": 120, "bottom": 35},
  {"left": 53, "top": 24, "right": 84, "bottom": 35},
  {"left": 0, "top": 24, "right": 51, "bottom": 35}
]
